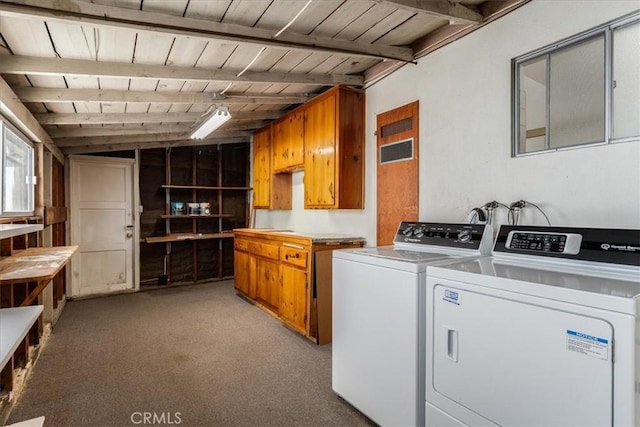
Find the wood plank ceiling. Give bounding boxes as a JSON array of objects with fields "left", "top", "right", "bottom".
[{"left": 0, "top": 0, "right": 528, "bottom": 158}]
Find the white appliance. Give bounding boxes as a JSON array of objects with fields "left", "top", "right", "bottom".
[
  {"left": 332, "top": 222, "right": 494, "bottom": 426},
  {"left": 425, "top": 225, "right": 640, "bottom": 427}
]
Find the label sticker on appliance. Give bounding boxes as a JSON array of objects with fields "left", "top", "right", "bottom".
[
  {"left": 566, "top": 330, "right": 608, "bottom": 360},
  {"left": 442, "top": 289, "right": 460, "bottom": 306}
]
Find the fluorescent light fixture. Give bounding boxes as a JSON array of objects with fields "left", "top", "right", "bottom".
[{"left": 190, "top": 106, "right": 232, "bottom": 139}]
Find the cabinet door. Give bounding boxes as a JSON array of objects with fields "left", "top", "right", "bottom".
[
  {"left": 288, "top": 110, "right": 305, "bottom": 168},
  {"left": 279, "top": 264, "right": 308, "bottom": 334},
  {"left": 252, "top": 127, "right": 271, "bottom": 208},
  {"left": 256, "top": 258, "right": 280, "bottom": 312},
  {"left": 273, "top": 112, "right": 304, "bottom": 172},
  {"left": 304, "top": 93, "right": 336, "bottom": 208},
  {"left": 272, "top": 118, "right": 289, "bottom": 172},
  {"left": 234, "top": 250, "right": 250, "bottom": 295}
]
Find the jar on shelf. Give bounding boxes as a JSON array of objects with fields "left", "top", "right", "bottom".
[
  {"left": 199, "top": 202, "right": 211, "bottom": 215},
  {"left": 171, "top": 202, "right": 185, "bottom": 215},
  {"left": 187, "top": 203, "right": 200, "bottom": 215}
]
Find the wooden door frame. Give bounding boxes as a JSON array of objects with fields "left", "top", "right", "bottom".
[{"left": 66, "top": 154, "right": 140, "bottom": 297}]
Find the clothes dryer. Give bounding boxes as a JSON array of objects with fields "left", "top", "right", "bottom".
[{"left": 425, "top": 225, "right": 640, "bottom": 426}]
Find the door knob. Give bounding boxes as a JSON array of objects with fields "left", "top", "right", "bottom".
[{"left": 126, "top": 232, "right": 133, "bottom": 238}]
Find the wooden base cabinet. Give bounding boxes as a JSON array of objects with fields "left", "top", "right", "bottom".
[
  {"left": 233, "top": 229, "right": 365, "bottom": 343},
  {"left": 256, "top": 258, "right": 279, "bottom": 312},
  {"left": 279, "top": 244, "right": 309, "bottom": 334}
]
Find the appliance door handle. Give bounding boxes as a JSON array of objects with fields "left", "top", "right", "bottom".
[{"left": 444, "top": 327, "right": 459, "bottom": 362}]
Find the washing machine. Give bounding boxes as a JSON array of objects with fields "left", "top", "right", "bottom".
[
  {"left": 425, "top": 225, "right": 640, "bottom": 426},
  {"left": 332, "top": 221, "right": 494, "bottom": 426}
]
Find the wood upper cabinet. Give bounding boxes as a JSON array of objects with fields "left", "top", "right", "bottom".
[
  {"left": 304, "top": 86, "right": 364, "bottom": 209},
  {"left": 252, "top": 125, "right": 291, "bottom": 210},
  {"left": 272, "top": 110, "right": 304, "bottom": 173}
]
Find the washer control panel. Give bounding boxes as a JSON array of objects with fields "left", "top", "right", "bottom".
[{"left": 393, "top": 222, "right": 490, "bottom": 252}]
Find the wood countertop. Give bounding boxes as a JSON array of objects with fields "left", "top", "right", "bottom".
[
  {"left": 0, "top": 246, "right": 78, "bottom": 285},
  {"left": 233, "top": 228, "right": 366, "bottom": 245}
]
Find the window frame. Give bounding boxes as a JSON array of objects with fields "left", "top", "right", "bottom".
[
  {"left": 512, "top": 12, "right": 640, "bottom": 157},
  {"left": 0, "top": 116, "right": 35, "bottom": 217}
]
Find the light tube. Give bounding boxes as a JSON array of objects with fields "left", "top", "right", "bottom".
[{"left": 190, "top": 106, "right": 232, "bottom": 139}]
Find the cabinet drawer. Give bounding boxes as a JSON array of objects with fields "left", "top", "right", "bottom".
[
  {"left": 235, "top": 238, "right": 250, "bottom": 252},
  {"left": 249, "top": 241, "right": 280, "bottom": 260},
  {"left": 280, "top": 246, "right": 308, "bottom": 269}
]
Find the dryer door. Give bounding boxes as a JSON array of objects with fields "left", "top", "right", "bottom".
[{"left": 431, "top": 283, "right": 613, "bottom": 427}]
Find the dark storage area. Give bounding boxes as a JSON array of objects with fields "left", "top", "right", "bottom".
[{"left": 139, "top": 143, "right": 250, "bottom": 287}]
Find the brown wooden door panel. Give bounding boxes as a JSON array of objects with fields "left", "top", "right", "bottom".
[
  {"left": 304, "top": 93, "right": 336, "bottom": 207},
  {"left": 272, "top": 118, "right": 289, "bottom": 172},
  {"left": 252, "top": 127, "right": 271, "bottom": 208},
  {"left": 289, "top": 110, "right": 305, "bottom": 168},
  {"left": 280, "top": 265, "right": 307, "bottom": 334},
  {"left": 234, "top": 250, "right": 250, "bottom": 295},
  {"left": 256, "top": 258, "right": 279, "bottom": 311},
  {"left": 377, "top": 101, "right": 419, "bottom": 246}
]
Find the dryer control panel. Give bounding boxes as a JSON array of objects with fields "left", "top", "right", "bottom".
[
  {"left": 506, "top": 231, "right": 582, "bottom": 255},
  {"left": 495, "top": 225, "right": 640, "bottom": 266}
]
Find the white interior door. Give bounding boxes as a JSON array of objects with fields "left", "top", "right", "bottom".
[{"left": 69, "top": 156, "right": 135, "bottom": 298}]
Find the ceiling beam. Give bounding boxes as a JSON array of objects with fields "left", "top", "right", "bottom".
[
  {"left": 364, "top": 0, "right": 531, "bottom": 85},
  {"left": 412, "top": 0, "right": 530, "bottom": 58},
  {"left": 374, "top": 0, "right": 483, "bottom": 24},
  {"left": 0, "top": 76, "right": 64, "bottom": 162},
  {"left": 44, "top": 121, "right": 270, "bottom": 138},
  {"left": 34, "top": 111, "right": 282, "bottom": 125},
  {"left": 60, "top": 137, "right": 250, "bottom": 155},
  {"left": 0, "top": 0, "right": 415, "bottom": 62},
  {"left": 13, "top": 87, "right": 311, "bottom": 105},
  {"left": 0, "top": 55, "right": 364, "bottom": 87},
  {"left": 54, "top": 131, "right": 251, "bottom": 148}
]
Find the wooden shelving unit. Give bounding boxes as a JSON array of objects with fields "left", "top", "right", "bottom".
[{"left": 139, "top": 144, "right": 250, "bottom": 287}]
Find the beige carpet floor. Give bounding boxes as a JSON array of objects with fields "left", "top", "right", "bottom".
[{"left": 7, "top": 280, "right": 372, "bottom": 427}]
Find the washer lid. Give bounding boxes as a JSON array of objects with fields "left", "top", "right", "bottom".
[{"left": 351, "top": 247, "right": 460, "bottom": 263}]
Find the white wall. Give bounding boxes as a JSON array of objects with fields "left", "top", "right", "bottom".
[{"left": 256, "top": 1, "right": 640, "bottom": 247}]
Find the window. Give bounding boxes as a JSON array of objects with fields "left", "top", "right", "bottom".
[
  {"left": 1, "top": 118, "right": 35, "bottom": 215},
  {"left": 513, "top": 13, "right": 640, "bottom": 156}
]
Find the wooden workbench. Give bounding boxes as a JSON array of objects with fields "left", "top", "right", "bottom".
[
  {"left": 0, "top": 246, "right": 77, "bottom": 307},
  {"left": 0, "top": 246, "right": 77, "bottom": 393}
]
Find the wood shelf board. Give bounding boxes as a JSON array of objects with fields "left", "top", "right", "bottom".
[
  {"left": 0, "top": 305, "right": 43, "bottom": 371},
  {"left": 159, "top": 214, "right": 233, "bottom": 219},
  {"left": 144, "top": 233, "right": 234, "bottom": 243},
  {"left": 0, "top": 246, "right": 77, "bottom": 285},
  {"left": 162, "top": 185, "right": 252, "bottom": 190}
]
